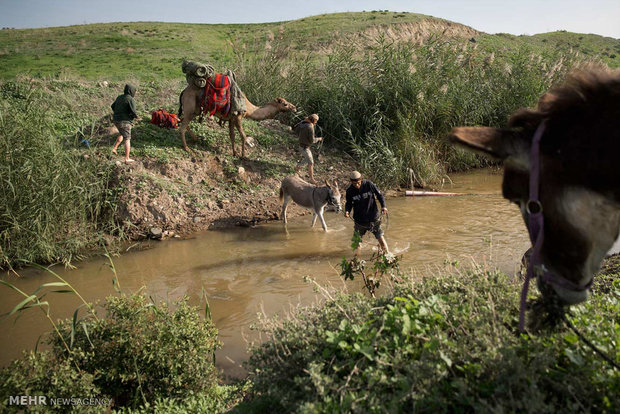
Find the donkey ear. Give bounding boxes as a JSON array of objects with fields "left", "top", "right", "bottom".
[
  {"left": 325, "top": 179, "right": 331, "bottom": 188},
  {"left": 448, "top": 127, "right": 522, "bottom": 160},
  {"left": 333, "top": 179, "right": 339, "bottom": 188}
]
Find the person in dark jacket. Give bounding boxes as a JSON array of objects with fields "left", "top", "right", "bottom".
[
  {"left": 111, "top": 84, "right": 138, "bottom": 163},
  {"left": 293, "top": 113, "right": 322, "bottom": 184},
  {"left": 344, "top": 170, "right": 389, "bottom": 254}
]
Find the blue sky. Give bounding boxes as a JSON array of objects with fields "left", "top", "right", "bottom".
[{"left": 1, "top": 0, "right": 619, "bottom": 38}]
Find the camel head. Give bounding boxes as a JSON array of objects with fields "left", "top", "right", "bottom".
[{"left": 271, "top": 97, "right": 297, "bottom": 113}]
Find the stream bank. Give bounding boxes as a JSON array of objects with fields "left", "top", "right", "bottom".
[{"left": 103, "top": 118, "right": 360, "bottom": 243}]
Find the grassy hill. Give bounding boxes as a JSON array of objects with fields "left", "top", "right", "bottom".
[{"left": 0, "top": 11, "right": 617, "bottom": 81}]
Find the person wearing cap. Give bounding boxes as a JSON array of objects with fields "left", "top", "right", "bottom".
[
  {"left": 293, "top": 113, "right": 322, "bottom": 185},
  {"left": 344, "top": 171, "right": 389, "bottom": 254}
]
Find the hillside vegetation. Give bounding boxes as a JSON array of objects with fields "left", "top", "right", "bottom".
[{"left": 0, "top": 11, "right": 618, "bottom": 81}]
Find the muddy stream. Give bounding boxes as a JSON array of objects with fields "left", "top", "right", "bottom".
[{"left": 1, "top": 170, "right": 531, "bottom": 378}]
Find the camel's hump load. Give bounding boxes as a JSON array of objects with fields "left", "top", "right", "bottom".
[{"left": 182, "top": 60, "right": 214, "bottom": 89}]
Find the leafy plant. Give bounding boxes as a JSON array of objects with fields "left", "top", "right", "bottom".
[
  {"left": 340, "top": 231, "right": 402, "bottom": 298},
  {"left": 243, "top": 266, "right": 619, "bottom": 412}
]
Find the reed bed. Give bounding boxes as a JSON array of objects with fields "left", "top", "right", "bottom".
[
  {"left": 0, "top": 81, "right": 120, "bottom": 269},
  {"left": 238, "top": 37, "right": 575, "bottom": 187}
]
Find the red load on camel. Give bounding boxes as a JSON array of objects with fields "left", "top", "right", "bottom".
[
  {"left": 201, "top": 73, "right": 231, "bottom": 117},
  {"left": 150, "top": 109, "right": 180, "bottom": 129}
]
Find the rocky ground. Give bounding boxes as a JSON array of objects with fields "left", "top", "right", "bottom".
[{"left": 107, "top": 118, "right": 359, "bottom": 241}]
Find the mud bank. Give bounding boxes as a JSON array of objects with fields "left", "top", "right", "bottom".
[{"left": 109, "top": 119, "right": 358, "bottom": 242}]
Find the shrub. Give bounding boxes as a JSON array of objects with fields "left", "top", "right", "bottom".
[
  {"left": 0, "top": 351, "right": 104, "bottom": 413},
  {"left": 243, "top": 268, "right": 619, "bottom": 412},
  {"left": 117, "top": 385, "right": 249, "bottom": 414},
  {"left": 47, "top": 294, "right": 220, "bottom": 409}
]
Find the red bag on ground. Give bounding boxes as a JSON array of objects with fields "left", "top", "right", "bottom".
[{"left": 150, "top": 109, "right": 180, "bottom": 129}]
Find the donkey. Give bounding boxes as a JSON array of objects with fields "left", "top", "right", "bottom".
[
  {"left": 448, "top": 68, "right": 620, "bottom": 326},
  {"left": 279, "top": 176, "right": 342, "bottom": 231}
]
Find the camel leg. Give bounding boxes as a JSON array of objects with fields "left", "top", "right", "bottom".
[
  {"left": 229, "top": 120, "right": 237, "bottom": 157},
  {"left": 233, "top": 116, "right": 248, "bottom": 159},
  {"left": 179, "top": 116, "right": 192, "bottom": 152},
  {"left": 281, "top": 195, "right": 291, "bottom": 224},
  {"left": 188, "top": 127, "right": 199, "bottom": 142}
]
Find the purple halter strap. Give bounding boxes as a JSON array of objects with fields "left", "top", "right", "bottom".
[{"left": 518, "top": 120, "right": 593, "bottom": 332}]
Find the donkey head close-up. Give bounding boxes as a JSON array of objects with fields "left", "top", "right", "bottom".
[
  {"left": 325, "top": 179, "right": 342, "bottom": 213},
  {"left": 449, "top": 69, "right": 620, "bottom": 314}
]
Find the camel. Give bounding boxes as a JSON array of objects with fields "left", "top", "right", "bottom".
[
  {"left": 449, "top": 68, "right": 620, "bottom": 328},
  {"left": 178, "top": 85, "right": 296, "bottom": 158}
]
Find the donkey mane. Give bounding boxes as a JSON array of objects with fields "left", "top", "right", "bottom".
[
  {"left": 508, "top": 67, "right": 620, "bottom": 199},
  {"left": 509, "top": 68, "right": 620, "bottom": 131}
]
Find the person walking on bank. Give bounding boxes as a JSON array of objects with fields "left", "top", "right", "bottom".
[
  {"left": 344, "top": 171, "right": 389, "bottom": 254},
  {"left": 294, "top": 113, "right": 322, "bottom": 185},
  {"left": 111, "top": 84, "right": 138, "bottom": 163}
]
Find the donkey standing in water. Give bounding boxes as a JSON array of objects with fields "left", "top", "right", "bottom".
[
  {"left": 280, "top": 176, "right": 342, "bottom": 231},
  {"left": 449, "top": 68, "right": 620, "bottom": 328}
]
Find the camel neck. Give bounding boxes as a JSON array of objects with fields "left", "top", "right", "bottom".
[{"left": 246, "top": 100, "right": 278, "bottom": 120}]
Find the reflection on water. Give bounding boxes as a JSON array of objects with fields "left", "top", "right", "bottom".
[{"left": 0, "top": 169, "right": 530, "bottom": 378}]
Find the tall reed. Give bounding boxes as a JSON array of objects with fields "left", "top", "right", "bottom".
[
  {"left": 237, "top": 37, "right": 576, "bottom": 187},
  {"left": 0, "top": 81, "right": 119, "bottom": 269}
]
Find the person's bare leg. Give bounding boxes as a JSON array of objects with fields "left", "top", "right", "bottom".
[
  {"left": 112, "top": 135, "right": 123, "bottom": 155},
  {"left": 124, "top": 140, "right": 134, "bottom": 163},
  {"left": 378, "top": 236, "right": 389, "bottom": 254},
  {"left": 308, "top": 164, "right": 317, "bottom": 185}
]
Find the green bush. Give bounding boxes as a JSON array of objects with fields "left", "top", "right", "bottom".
[
  {"left": 243, "top": 268, "right": 619, "bottom": 412},
  {"left": 117, "top": 385, "right": 249, "bottom": 414},
  {"left": 0, "top": 351, "right": 103, "bottom": 413},
  {"left": 49, "top": 294, "right": 220, "bottom": 409}
]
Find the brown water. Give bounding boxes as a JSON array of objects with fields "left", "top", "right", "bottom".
[{"left": 0, "top": 169, "right": 531, "bottom": 378}]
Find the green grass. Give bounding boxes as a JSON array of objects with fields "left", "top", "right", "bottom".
[
  {"left": 1, "top": 12, "right": 617, "bottom": 81},
  {"left": 0, "top": 81, "right": 122, "bottom": 268},
  {"left": 239, "top": 37, "right": 575, "bottom": 187},
  {"left": 477, "top": 31, "right": 620, "bottom": 69},
  {"left": 0, "top": 74, "right": 302, "bottom": 268}
]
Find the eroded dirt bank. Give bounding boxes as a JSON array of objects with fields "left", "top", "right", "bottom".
[{"left": 108, "top": 119, "right": 359, "bottom": 241}]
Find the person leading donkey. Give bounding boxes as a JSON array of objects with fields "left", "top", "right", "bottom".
[{"left": 344, "top": 170, "right": 389, "bottom": 254}]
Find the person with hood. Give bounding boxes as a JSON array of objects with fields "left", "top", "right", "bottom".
[
  {"left": 293, "top": 113, "right": 322, "bottom": 184},
  {"left": 111, "top": 84, "right": 138, "bottom": 163}
]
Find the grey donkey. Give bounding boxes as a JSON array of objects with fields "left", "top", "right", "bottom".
[{"left": 279, "top": 176, "right": 341, "bottom": 231}]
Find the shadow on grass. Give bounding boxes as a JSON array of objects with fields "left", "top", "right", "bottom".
[{"left": 241, "top": 157, "right": 294, "bottom": 179}]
